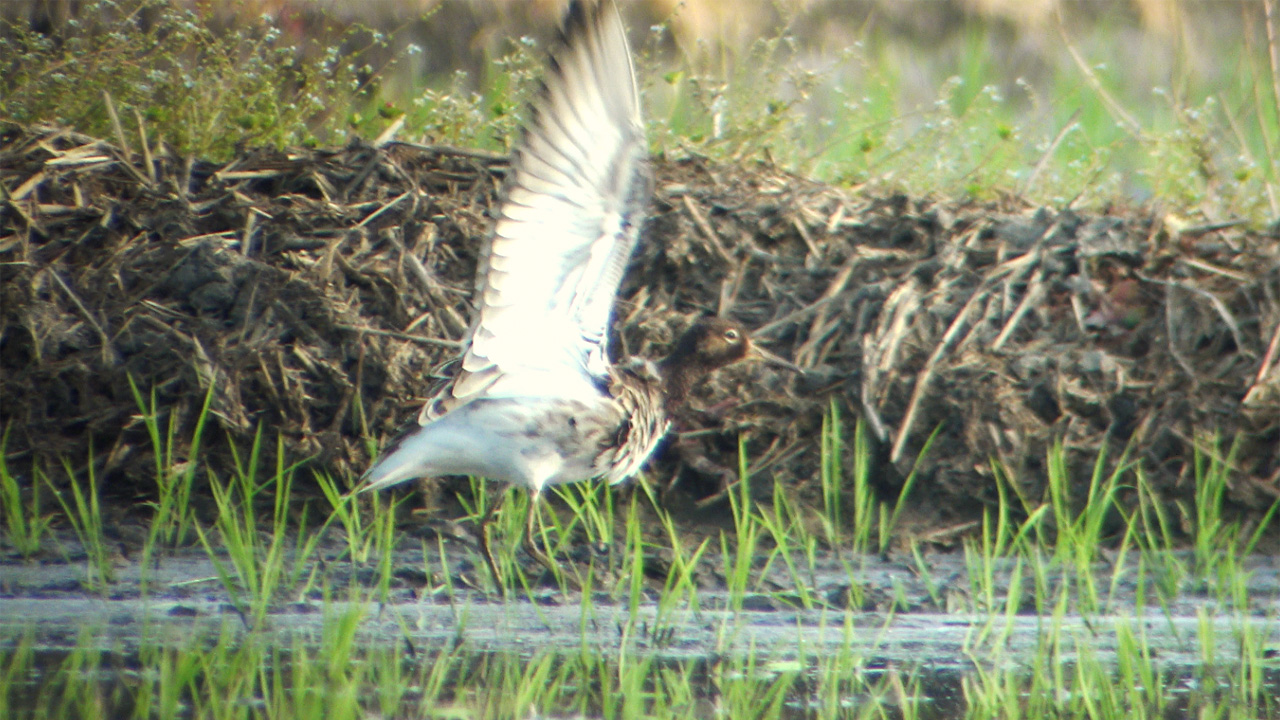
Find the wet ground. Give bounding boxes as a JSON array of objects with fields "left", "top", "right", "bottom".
[
  {"left": 5, "top": 534, "right": 1279, "bottom": 673},
  {"left": 5, "top": 515, "right": 1280, "bottom": 720}
]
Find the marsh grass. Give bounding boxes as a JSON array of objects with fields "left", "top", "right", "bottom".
[
  {"left": 317, "top": 471, "right": 401, "bottom": 606},
  {"left": 5, "top": 393, "right": 1280, "bottom": 717},
  {"left": 40, "top": 450, "right": 113, "bottom": 592},
  {"left": 0, "top": 431, "right": 53, "bottom": 560},
  {"left": 451, "top": 480, "right": 570, "bottom": 595},
  {"left": 193, "top": 428, "right": 328, "bottom": 619},
  {"left": 2, "top": 610, "right": 984, "bottom": 720},
  {"left": 1184, "top": 434, "right": 1280, "bottom": 586},
  {"left": 127, "top": 376, "right": 210, "bottom": 554},
  {"left": 819, "top": 403, "right": 932, "bottom": 563}
]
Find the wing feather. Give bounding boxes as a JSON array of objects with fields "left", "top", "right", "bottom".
[{"left": 425, "top": 0, "right": 649, "bottom": 420}]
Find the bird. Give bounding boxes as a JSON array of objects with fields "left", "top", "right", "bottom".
[{"left": 357, "top": 0, "right": 793, "bottom": 585}]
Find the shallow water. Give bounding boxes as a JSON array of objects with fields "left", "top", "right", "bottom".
[
  {"left": 5, "top": 592, "right": 1278, "bottom": 673},
  {"left": 4, "top": 546, "right": 1279, "bottom": 671},
  {"left": 4, "top": 519, "right": 1280, "bottom": 720}
]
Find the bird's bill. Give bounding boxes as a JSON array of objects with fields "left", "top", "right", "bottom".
[{"left": 748, "top": 343, "right": 804, "bottom": 373}]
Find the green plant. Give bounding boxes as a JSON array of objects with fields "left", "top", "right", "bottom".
[
  {"left": 316, "top": 470, "right": 400, "bottom": 591},
  {"left": 194, "top": 429, "right": 325, "bottom": 619},
  {"left": 819, "top": 402, "right": 935, "bottom": 558},
  {"left": 127, "top": 376, "right": 212, "bottom": 553},
  {"left": 0, "top": 430, "right": 54, "bottom": 560},
  {"left": 721, "top": 436, "right": 764, "bottom": 610},
  {"left": 819, "top": 397, "right": 846, "bottom": 548},
  {"left": 0, "top": 0, "right": 430, "bottom": 158},
  {"left": 43, "top": 450, "right": 113, "bottom": 591}
]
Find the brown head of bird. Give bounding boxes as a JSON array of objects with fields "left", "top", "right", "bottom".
[{"left": 658, "top": 316, "right": 753, "bottom": 407}]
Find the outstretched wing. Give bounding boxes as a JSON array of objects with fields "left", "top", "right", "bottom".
[{"left": 429, "top": 0, "right": 650, "bottom": 420}]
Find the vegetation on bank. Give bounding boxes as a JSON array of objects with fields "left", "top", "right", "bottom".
[
  {"left": 2, "top": 1, "right": 1279, "bottom": 717},
  {"left": 2, "top": 391, "right": 1278, "bottom": 717},
  {"left": 2, "top": 0, "right": 1277, "bottom": 220}
]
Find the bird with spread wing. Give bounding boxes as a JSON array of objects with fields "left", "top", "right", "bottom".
[{"left": 358, "top": 0, "right": 793, "bottom": 584}]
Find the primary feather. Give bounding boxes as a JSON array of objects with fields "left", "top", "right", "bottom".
[
  {"left": 361, "top": 1, "right": 655, "bottom": 495},
  {"left": 456, "top": 0, "right": 649, "bottom": 407}
]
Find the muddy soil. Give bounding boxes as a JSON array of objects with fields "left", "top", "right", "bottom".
[{"left": 3, "top": 122, "right": 1278, "bottom": 541}]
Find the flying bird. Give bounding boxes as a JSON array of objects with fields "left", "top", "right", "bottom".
[{"left": 358, "top": 0, "right": 793, "bottom": 584}]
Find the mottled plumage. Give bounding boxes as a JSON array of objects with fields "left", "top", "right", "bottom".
[{"left": 357, "top": 1, "right": 773, "bottom": 579}]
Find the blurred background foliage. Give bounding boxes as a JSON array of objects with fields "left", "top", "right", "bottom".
[{"left": 2, "top": 0, "right": 1277, "bottom": 219}]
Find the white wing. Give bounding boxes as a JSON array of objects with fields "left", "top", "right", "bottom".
[{"left": 445, "top": 0, "right": 650, "bottom": 410}]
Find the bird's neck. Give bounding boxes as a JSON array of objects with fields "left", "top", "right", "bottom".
[{"left": 658, "top": 354, "right": 707, "bottom": 410}]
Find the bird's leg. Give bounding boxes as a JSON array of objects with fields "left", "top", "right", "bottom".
[
  {"left": 478, "top": 491, "right": 506, "bottom": 592},
  {"left": 522, "top": 491, "right": 558, "bottom": 577}
]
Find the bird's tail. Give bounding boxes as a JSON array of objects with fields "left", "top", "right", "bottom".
[{"left": 355, "top": 429, "right": 431, "bottom": 494}]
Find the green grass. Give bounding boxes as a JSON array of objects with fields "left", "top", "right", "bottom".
[
  {"left": 127, "top": 375, "right": 208, "bottom": 554},
  {"left": 3, "top": 1, "right": 1276, "bottom": 220},
  {"left": 638, "top": 3, "right": 1279, "bottom": 220},
  {"left": 0, "top": 430, "right": 54, "bottom": 560},
  {"left": 0, "top": 0, "right": 437, "bottom": 158},
  {"left": 3, "top": 614, "right": 1275, "bottom": 719},
  {"left": 41, "top": 450, "right": 113, "bottom": 592},
  {"left": 193, "top": 428, "right": 329, "bottom": 621},
  {"left": 4, "top": 402, "right": 1280, "bottom": 717}
]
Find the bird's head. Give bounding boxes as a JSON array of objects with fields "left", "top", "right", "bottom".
[
  {"left": 664, "top": 316, "right": 753, "bottom": 373},
  {"left": 658, "top": 316, "right": 801, "bottom": 409}
]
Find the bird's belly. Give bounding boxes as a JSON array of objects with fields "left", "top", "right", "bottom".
[{"left": 370, "top": 396, "right": 624, "bottom": 494}]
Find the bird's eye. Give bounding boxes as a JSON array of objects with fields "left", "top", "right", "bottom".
[{"left": 724, "top": 329, "right": 740, "bottom": 342}]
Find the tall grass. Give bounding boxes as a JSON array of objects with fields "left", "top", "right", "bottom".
[
  {"left": 0, "top": 430, "right": 53, "bottom": 560},
  {"left": 42, "top": 450, "right": 113, "bottom": 592},
  {"left": 3, "top": 1, "right": 1275, "bottom": 217},
  {"left": 193, "top": 429, "right": 327, "bottom": 620},
  {"left": 3, "top": 395, "right": 1279, "bottom": 718},
  {"left": 128, "top": 377, "right": 212, "bottom": 562}
]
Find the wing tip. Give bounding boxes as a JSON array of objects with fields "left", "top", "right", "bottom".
[
  {"left": 559, "top": 1, "right": 608, "bottom": 48},
  {"left": 549, "top": 0, "right": 636, "bottom": 107}
]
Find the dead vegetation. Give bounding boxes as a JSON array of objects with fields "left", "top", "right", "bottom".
[{"left": 1, "top": 121, "right": 1277, "bottom": 531}]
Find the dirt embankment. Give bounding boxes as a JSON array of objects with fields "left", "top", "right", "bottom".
[{"left": 2, "top": 122, "right": 1277, "bottom": 535}]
